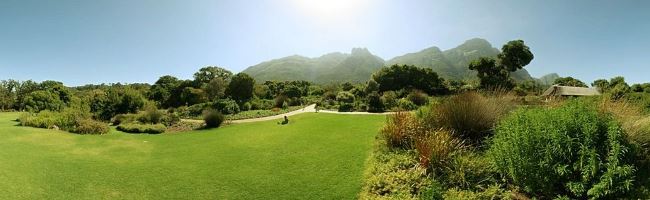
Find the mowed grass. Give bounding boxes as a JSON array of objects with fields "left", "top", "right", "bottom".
[{"left": 0, "top": 112, "right": 385, "bottom": 199}]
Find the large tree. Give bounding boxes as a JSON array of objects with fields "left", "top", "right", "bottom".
[
  {"left": 227, "top": 73, "right": 255, "bottom": 102},
  {"left": 469, "top": 40, "right": 534, "bottom": 89},
  {"left": 553, "top": 77, "right": 588, "bottom": 87},
  {"left": 149, "top": 75, "right": 180, "bottom": 108},
  {"left": 468, "top": 57, "right": 513, "bottom": 89},
  {"left": 193, "top": 66, "right": 232, "bottom": 86},
  {"left": 371, "top": 64, "right": 447, "bottom": 95}
]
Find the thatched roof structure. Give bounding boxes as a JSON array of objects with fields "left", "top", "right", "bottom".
[{"left": 542, "top": 85, "right": 601, "bottom": 96}]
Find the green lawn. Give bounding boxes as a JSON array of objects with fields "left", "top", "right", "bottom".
[{"left": 0, "top": 112, "right": 385, "bottom": 199}]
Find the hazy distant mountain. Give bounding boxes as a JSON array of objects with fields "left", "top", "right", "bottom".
[
  {"left": 242, "top": 38, "right": 534, "bottom": 83},
  {"left": 536, "top": 73, "right": 561, "bottom": 85},
  {"left": 387, "top": 38, "right": 533, "bottom": 81},
  {"left": 243, "top": 48, "right": 384, "bottom": 83}
]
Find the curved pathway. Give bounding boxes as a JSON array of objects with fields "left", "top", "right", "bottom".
[
  {"left": 229, "top": 104, "right": 317, "bottom": 124},
  {"left": 182, "top": 104, "right": 397, "bottom": 124}
]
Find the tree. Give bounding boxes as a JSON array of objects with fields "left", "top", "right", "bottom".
[
  {"left": 15, "top": 80, "right": 39, "bottom": 110},
  {"left": 469, "top": 57, "right": 514, "bottom": 89},
  {"left": 203, "top": 78, "right": 227, "bottom": 100},
  {"left": 592, "top": 79, "right": 610, "bottom": 92},
  {"left": 371, "top": 64, "right": 447, "bottom": 95},
  {"left": 364, "top": 79, "right": 379, "bottom": 94},
  {"left": 23, "top": 90, "right": 64, "bottom": 112},
  {"left": 193, "top": 66, "right": 232, "bottom": 86},
  {"left": 469, "top": 40, "right": 534, "bottom": 90},
  {"left": 227, "top": 73, "right": 255, "bottom": 102},
  {"left": 0, "top": 80, "right": 18, "bottom": 110},
  {"left": 336, "top": 91, "right": 355, "bottom": 104},
  {"left": 281, "top": 84, "right": 302, "bottom": 98},
  {"left": 553, "top": 77, "right": 588, "bottom": 87},
  {"left": 498, "top": 40, "right": 534, "bottom": 71},
  {"left": 180, "top": 87, "right": 207, "bottom": 105},
  {"left": 91, "top": 87, "right": 145, "bottom": 120},
  {"left": 366, "top": 92, "right": 384, "bottom": 112},
  {"left": 150, "top": 75, "right": 180, "bottom": 108}
]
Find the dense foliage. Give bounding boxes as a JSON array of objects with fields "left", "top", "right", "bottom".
[
  {"left": 203, "top": 109, "right": 225, "bottom": 128},
  {"left": 488, "top": 100, "right": 637, "bottom": 199},
  {"left": 469, "top": 40, "right": 534, "bottom": 89},
  {"left": 371, "top": 64, "right": 447, "bottom": 95}
]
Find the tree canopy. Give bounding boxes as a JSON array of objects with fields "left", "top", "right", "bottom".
[{"left": 371, "top": 64, "right": 447, "bottom": 95}]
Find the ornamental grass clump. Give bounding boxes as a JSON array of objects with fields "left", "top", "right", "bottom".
[
  {"left": 488, "top": 100, "right": 637, "bottom": 199},
  {"left": 425, "top": 92, "right": 512, "bottom": 145}
]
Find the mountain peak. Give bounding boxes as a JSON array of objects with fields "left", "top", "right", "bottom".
[
  {"left": 455, "top": 38, "right": 493, "bottom": 50},
  {"left": 351, "top": 47, "right": 371, "bottom": 56}
]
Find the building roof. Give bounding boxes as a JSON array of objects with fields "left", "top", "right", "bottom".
[{"left": 542, "top": 85, "right": 601, "bottom": 96}]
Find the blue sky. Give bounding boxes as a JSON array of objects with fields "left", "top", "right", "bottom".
[{"left": 1, "top": 0, "right": 649, "bottom": 86}]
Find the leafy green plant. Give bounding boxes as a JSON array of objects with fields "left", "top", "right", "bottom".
[
  {"left": 488, "top": 100, "right": 637, "bottom": 199},
  {"left": 117, "top": 123, "right": 166, "bottom": 134},
  {"left": 75, "top": 119, "right": 110, "bottom": 134}
]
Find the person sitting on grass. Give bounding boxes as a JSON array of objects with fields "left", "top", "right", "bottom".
[{"left": 278, "top": 116, "right": 289, "bottom": 125}]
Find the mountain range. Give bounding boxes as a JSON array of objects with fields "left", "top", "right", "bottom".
[{"left": 242, "top": 38, "right": 535, "bottom": 83}]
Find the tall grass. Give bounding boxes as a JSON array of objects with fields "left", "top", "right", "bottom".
[{"left": 423, "top": 92, "right": 513, "bottom": 145}]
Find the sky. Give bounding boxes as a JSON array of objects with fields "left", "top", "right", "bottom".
[{"left": 1, "top": 0, "right": 649, "bottom": 86}]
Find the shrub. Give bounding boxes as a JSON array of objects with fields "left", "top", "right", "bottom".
[
  {"left": 213, "top": 99, "right": 240, "bottom": 114},
  {"left": 19, "top": 110, "right": 109, "bottom": 134},
  {"left": 366, "top": 92, "right": 384, "bottom": 112},
  {"left": 380, "top": 112, "right": 423, "bottom": 150},
  {"left": 407, "top": 90, "right": 429, "bottom": 106},
  {"left": 488, "top": 100, "right": 637, "bottom": 199},
  {"left": 111, "top": 114, "right": 132, "bottom": 125},
  {"left": 442, "top": 185, "right": 511, "bottom": 200},
  {"left": 338, "top": 103, "right": 354, "bottom": 112},
  {"left": 336, "top": 91, "right": 355, "bottom": 104},
  {"left": 75, "top": 119, "right": 110, "bottom": 134},
  {"left": 359, "top": 149, "right": 432, "bottom": 200},
  {"left": 203, "top": 109, "right": 225, "bottom": 128},
  {"left": 414, "top": 129, "right": 463, "bottom": 173},
  {"left": 428, "top": 92, "right": 511, "bottom": 145},
  {"left": 117, "top": 123, "right": 166, "bottom": 134},
  {"left": 397, "top": 98, "right": 417, "bottom": 110},
  {"left": 138, "top": 107, "right": 165, "bottom": 124},
  {"left": 442, "top": 152, "right": 496, "bottom": 190},
  {"left": 381, "top": 91, "right": 398, "bottom": 109},
  {"left": 241, "top": 102, "right": 252, "bottom": 111},
  {"left": 274, "top": 95, "right": 288, "bottom": 108}
]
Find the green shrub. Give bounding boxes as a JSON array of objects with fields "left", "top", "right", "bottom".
[
  {"left": 488, "top": 100, "right": 637, "bottom": 199},
  {"left": 203, "top": 109, "right": 225, "bottom": 128},
  {"left": 366, "top": 92, "right": 384, "bottom": 112},
  {"left": 19, "top": 111, "right": 58, "bottom": 129},
  {"left": 427, "top": 92, "right": 512, "bottom": 145},
  {"left": 19, "top": 110, "right": 108, "bottom": 134},
  {"left": 338, "top": 103, "right": 354, "bottom": 112},
  {"left": 213, "top": 99, "right": 240, "bottom": 114},
  {"left": 274, "top": 95, "right": 288, "bottom": 108},
  {"left": 117, "top": 123, "right": 166, "bottom": 134},
  {"left": 138, "top": 107, "right": 165, "bottom": 124},
  {"left": 359, "top": 149, "right": 432, "bottom": 200},
  {"left": 241, "top": 102, "right": 252, "bottom": 111},
  {"left": 407, "top": 90, "right": 429, "bottom": 106},
  {"left": 397, "top": 98, "right": 417, "bottom": 110},
  {"left": 74, "top": 119, "right": 110, "bottom": 134},
  {"left": 336, "top": 91, "right": 355, "bottom": 104},
  {"left": 111, "top": 114, "right": 132, "bottom": 125},
  {"left": 442, "top": 185, "right": 511, "bottom": 200},
  {"left": 442, "top": 152, "right": 496, "bottom": 190},
  {"left": 381, "top": 91, "right": 398, "bottom": 109}
]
